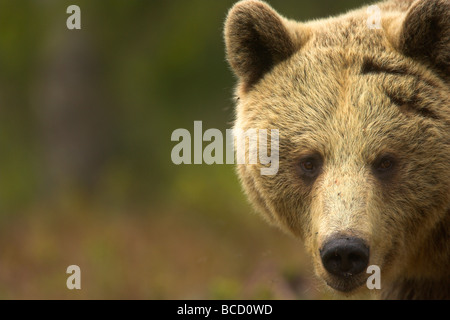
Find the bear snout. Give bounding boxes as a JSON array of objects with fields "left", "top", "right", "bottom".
[{"left": 320, "top": 237, "right": 370, "bottom": 279}]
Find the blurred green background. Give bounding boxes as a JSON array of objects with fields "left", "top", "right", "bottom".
[{"left": 0, "top": 0, "right": 367, "bottom": 299}]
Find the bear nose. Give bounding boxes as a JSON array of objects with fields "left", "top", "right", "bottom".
[{"left": 320, "top": 237, "right": 370, "bottom": 278}]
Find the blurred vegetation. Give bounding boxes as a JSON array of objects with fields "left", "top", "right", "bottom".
[{"left": 0, "top": 0, "right": 367, "bottom": 299}]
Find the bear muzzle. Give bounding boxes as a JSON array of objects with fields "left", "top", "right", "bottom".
[{"left": 320, "top": 237, "right": 370, "bottom": 292}]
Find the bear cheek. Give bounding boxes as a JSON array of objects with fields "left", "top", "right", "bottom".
[
  {"left": 259, "top": 176, "right": 311, "bottom": 238},
  {"left": 238, "top": 164, "right": 276, "bottom": 224},
  {"left": 237, "top": 163, "right": 303, "bottom": 232}
]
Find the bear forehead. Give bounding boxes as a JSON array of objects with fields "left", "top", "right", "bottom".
[
  {"left": 242, "top": 49, "right": 410, "bottom": 121},
  {"left": 237, "top": 48, "right": 443, "bottom": 161},
  {"left": 241, "top": 43, "right": 442, "bottom": 125},
  {"left": 305, "top": 16, "right": 388, "bottom": 50}
]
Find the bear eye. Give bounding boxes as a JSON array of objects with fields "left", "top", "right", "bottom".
[
  {"left": 378, "top": 159, "right": 393, "bottom": 171},
  {"left": 301, "top": 160, "right": 316, "bottom": 172},
  {"left": 373, "top": 154, "right": 397, "bottom": 180},
  {"left": 296, "top": 154, "right": 323, "bottom": 183}
]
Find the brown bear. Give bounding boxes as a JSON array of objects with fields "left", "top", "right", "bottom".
[{"left": 224, "top": 0, "right": 450, "bottom": 299}]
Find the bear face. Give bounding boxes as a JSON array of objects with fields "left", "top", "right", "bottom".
[{"left": 225, "top": 0, "right": 450, "bottom": 297}]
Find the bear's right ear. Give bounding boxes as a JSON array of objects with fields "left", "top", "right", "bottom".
[{"left": 224, "top": 0, "right": 305, "bottom": 91}]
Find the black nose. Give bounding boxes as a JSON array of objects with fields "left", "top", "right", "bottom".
[{"left": 320, "top": 237, "right": 369, "bottom": 278}]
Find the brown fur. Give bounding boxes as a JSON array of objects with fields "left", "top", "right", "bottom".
[{"left": 224, "top": 0, "right": 450, "bottom": 300}]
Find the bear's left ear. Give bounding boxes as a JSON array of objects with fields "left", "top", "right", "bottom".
[
  {"left": 224, "top": 0, "right": 307, "bottom": 91},
  {"left": 392, "top": 0, "right": 450, "bottom": 79}
]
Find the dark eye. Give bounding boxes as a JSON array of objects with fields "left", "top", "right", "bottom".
[
  {"left": 378, "top": 159, "right": 393, "bottom": 171},
  {"left": 373, "top": 154, "right": 397, "bottom": 180},
  {"left": 297, "top": 154, "right": 323, "bottom": 183},
  {"left": 301, "top": 160, "right": 316, "bottom": 172}
]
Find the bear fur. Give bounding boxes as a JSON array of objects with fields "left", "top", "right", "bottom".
[{"left": 224, "top": 0, "right": 450, "bottom": 299}]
